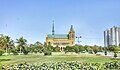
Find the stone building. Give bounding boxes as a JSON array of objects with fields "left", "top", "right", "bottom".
[{"left": 46, "top": 24, "right": 75, "bottom": 51}]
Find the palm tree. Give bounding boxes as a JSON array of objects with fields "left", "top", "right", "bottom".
[
  {"left": 0, "top": 35, "right": 4, "bottom": 49},
  {"left": 4, "top": 36, "right": 10, "bottom": 56},
  {"left": 8, "top": 40, "right": 15, "bottom": 54},
  {"left": 0, "top": 35, "right": 15, "bottom": 55},
  {"left": 16, "top": 37, "right": 27, "bottom": 55}
]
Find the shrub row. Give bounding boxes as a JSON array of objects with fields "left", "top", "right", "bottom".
[
  {"left": 2, "top": 61, "right": 120, "bottom": 70},
  {"left": 2, "top": 62, "right": 98, "bottom": 70}
]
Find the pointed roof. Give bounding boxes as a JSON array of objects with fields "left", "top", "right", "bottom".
[
  {"left": 70, "top": 25, "right": 75, "bottom": 32},
  {"left": 70, "top": 25, "right": 73, "bottom": 31}
]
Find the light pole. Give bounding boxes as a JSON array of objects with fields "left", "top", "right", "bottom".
[
  {"left": 76, "top": 36, "right": 82, "bottom": 45},
  {"left": 5, "top": 24, "right": 8, "bottom": 56}
]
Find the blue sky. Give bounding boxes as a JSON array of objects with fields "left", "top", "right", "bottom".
[{"left": 0, "top": 0, "right": 120, "bottom": 46}]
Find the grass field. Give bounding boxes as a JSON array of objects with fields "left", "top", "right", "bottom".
[{"left": 0, "top": 52, "right": 120, "bottom": 66}]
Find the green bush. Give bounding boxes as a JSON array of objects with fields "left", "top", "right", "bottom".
[
  {"left": 11, "top": 49, "right": 18, "bottom": 55},
  {"left": 53, "top": 46, "right": 60, "bottom": 52},
  {"left": 114, "top": 53, "right": 117, "bottom": 58},
  {"left": 2, "top": 61, "right": 120, "bottom": 70},
  {"left": 2, "top": 61, "right": 100, "bottom": 70},
  {"left": 39, "top": 50, "right": 42, "bottom": 53},
  {"left": 103, "top": 61, "right": 120, "bottom": 69},
  {"left": 23, "top": 49, "right": 28, "bottom": 55},
  {"left": 0, "top": 50, "right": 4, "bottom": 56},
  {"left": 34, "top": 49, "right": 38, "bottom": 53},
  {"left": 44, "top": 51, "right": 52, "bottom": 56}
]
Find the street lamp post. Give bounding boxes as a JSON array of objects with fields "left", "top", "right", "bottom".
[
  {"left": 5, "top": 24, "right": 8, "bottom": 56},
  {"left": 76, "top": 36, "right": 82, "bottom": 45}
]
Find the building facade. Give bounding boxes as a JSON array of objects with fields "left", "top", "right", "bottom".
[
  {"left": 104, "top": 26, "right": 120, "bottom": 47},
  {"left": 46, "top": 24, "right": 75, "bottom": 50}
]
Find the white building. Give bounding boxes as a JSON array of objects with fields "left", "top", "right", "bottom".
[{"left": 104, "top": 26, "right": 120, "bottom": 47}]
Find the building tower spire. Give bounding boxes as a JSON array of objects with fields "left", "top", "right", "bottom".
[
  {"left": 70, "top": 25, "right": 74, "bottom": 32},
  {"left": 52, "top": 21, "right": 55, "bottom": 35}
]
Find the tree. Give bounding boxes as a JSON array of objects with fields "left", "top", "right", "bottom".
[
  {"left": 108, "top": 45, "right": 120, "bottom": 58},
  {"left": 34, "top": 41, "right": 43, "bottom": 46},
  {"left": 113, "top": 46, "right": 119, "bottom": 58},
  {"left": 113, "top": 46, "right": 120, "bottom": 53},
  {"left": 86, "top": 47, "right": 93, "bottom": 54},
  {"left": 35, "top": 41, "right": 44, "bottom": 53},
  {"left": 0, "top": 35, "right": 15, "bottom": 55},
  {"left": 16, "top": 37, "right": 27, "bottom": 55},
  {"left": 4, "top": 36, "right": 10, "bottom": 56},
  {"left": 103, "top": 47, "right": 108, "bottom": 51},
  {"left": 84, "top": 45, "right": 90, "bottom": 52},
  {"left": 92, "top": 45, "right": 99, "bottom": 54},
  {"left": 98, "top": 46, "right": 103, "bottom": 52},
  {"left": 0, "top": 35, "right": 5, "bottom": 49},
  {"left": 74, "top": 45, "right": 79, "bottom": 53},
  {"left": 29, "top": 41, "right": 44, "bottom": 53},
  {"left": 108, "top": 45, "right": 115, "bottom": 52},
  {"left": 43, "top": 44, "right": 52, "bottom": 56},
  {"left": 64, "top": 46, "right": 74, "bottom": 53},
  {"left": 79, "top": 45, "right": 85, "bottom": 52},
  {"left": 8, "top": 39, "right": 15, "bottom": 54},
  {"left": 0, "top": 49, "right": 4, "bottom": 56},
  {"left": 29, "top": 44, "right": 34, "bottom": 53},
  {"left": 53, "top": 45, "right": 60, "bottom": 52}
]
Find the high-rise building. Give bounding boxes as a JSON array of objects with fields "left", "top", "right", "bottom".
[{"left": 104, "top": 26, "right": 120, "bottom": 47}]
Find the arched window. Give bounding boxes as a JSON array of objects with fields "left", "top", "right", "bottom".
[{"left": 48, "top": 42, "right": 51, "bottom": 45}]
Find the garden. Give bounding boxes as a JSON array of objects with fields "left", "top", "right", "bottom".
[
  {"left": 1, "top": 35, "right": 120, "bottom": 70},
  {"left": 3, "top": 61, "right": 120, "bottom": 70},
  {"left": 0, "top": 53, "right": 120, "bottom": 70}
]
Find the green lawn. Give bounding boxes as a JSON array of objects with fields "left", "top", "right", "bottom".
[{"left": 0, "top": 52, "right": 119, "bottom": 66}]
